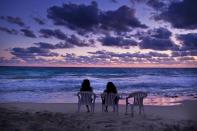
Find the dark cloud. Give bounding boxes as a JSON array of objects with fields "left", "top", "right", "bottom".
[
  {"left": 10, "top": 40, "right": 83, "bottom": 62},
  {"left": 0, "top": 57, "right": 21, "bottom": 64},
  {"left": 34, "top": 42, "right": 74, "bottom": 49},
  {"left": 148, "top": 27, "right": 172, "bottom": 39},
  {"left": 66, "top": 34, "right": 92, "bottom": 47},
  {"left": 148, "top": 51, "right": 169, "bottom": 57},
  {"left": 11, "top": 46, "right": 59, "bottom": 61},
  {"left": 34, "top": 38, "right": 90, "bottom": 50},
  {"left": 99, "top": 35, "right": 137, "bottom": 48},
  {"left": 100, "top": 5, "right": 147, "bottom": 31},
  {"left": 177, "top": 33, "right": 197, "bottom": 50},
  {"left": 47, "top": 1, "right": 99, "bottom": 30},
  {"left": 139, "top": 37, "right": 176, "bottom": 51},
  {"left": 178, "top": 56, "right": 195, "bottom": 61},
  {"left": 137, "top": 27, "right": 172, "bottom": 39},
  {"left": 39, "top": 29, "right": 93, "bottom": 47},
  {"left": 138, "top": 27, "right": 178, "bottom": 51},
  {"left": 34, "top": 42, "right": 56, "bottom": 49},
  {"left": 33, "top": 17, "right": 45, "bottom": 25},
  {"left": 47, "top": 2, "right": 146, "bottom": 33},
  {"left": 0, "top": 26, "right": 18, "bottom": 35},
  {"left": 39, "top": 29, "right": 67, "bottom": 40},
  {"left": 0, "top": 16, "right": 25, "bottom": 27},
  {"left": 20, "top": 29, "right": 36, "bottom": 38},
  {"left": 147, "top": 0, "right": 165, "bottom": 10},
  {"left": 55, "top": 42, "right": 74, "bottom": 48},
  {"left": 156, "top": 0, "right": 197, "bottom": 29},
  {"left": 172, "top": 50, "right": 197, "bottom": 57}
]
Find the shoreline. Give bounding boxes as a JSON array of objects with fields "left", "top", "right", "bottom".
[{"left": 1, "top": 91, "right": 197, "bottom": 106}]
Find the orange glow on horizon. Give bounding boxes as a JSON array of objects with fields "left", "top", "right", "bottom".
[{"left": 1, "top": 63, "right": 197, "bottom": 68}]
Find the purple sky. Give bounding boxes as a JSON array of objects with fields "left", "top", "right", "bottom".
[{"left": 0, "top": 0, "right": 197, "bottom": 67}]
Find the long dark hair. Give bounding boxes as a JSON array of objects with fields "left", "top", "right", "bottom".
[
  {"left": 105, "top": 82, "right": 117, "bottom": 94},
  {"left": 80, "top": 79, "right": 93, "bottom": 92}
]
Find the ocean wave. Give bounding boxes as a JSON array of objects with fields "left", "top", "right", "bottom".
[{"left": 0, "top": 67, "right": 197, "bottom": 96}]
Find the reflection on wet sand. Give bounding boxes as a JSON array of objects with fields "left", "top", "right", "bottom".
[{"left": 119, "top": 95, "right": 196, "bottom": 106}]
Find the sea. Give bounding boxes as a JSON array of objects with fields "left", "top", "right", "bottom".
[{"left": 0, "top": 66, "right": 197, "bottom": 105}]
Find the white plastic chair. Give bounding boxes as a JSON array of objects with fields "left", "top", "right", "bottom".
[
  {"left": 101, "top": 93, "right": 119, "bottom": 113},
  {"left": 77, "top": 91, "right": 96, "bottom": 112},
  {"left": 125, "top": 91, "right": 147, "bottom": 117}
]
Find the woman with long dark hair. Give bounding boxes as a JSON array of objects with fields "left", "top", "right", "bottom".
[
  {"left": 80, "top": 79, "right": 93, "bottom": 112},
  {"left": 102, "top": 82, "right": 119, "bottom": 112}
]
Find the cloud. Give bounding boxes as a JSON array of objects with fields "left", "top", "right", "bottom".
[
  {"left": 39, "top": 29, "right": 67, "bottom": 40},
  {"left": 34, "top": 42, "right": 56, "bottom": 49},
  {"left": 64, "top": 53, "right": 106, "bottom": 65},
  {"left": 33, "top": 17, "right": 45, "bottom": 25},
  {"left": 47, "top": 2, "right": 146, "bottom": 33},
  {"left": 0, "top": 16, "right": 25, "bottom": 27},
  {"left": 148, "top": 27, "right": 172, "bottom": 39},
  {"left": 66, "top": 34, "right": 92, "bottom": 47},
  {"left": 10, "top": 40, "right": 87, "bottom": 62},
  {"left": 20, "top": 29, "right": 36, "bottom": 38},
  {"left": 39, "top": 29, "right": 93, "bottom": 47},
  {"left": 147, "top": 0, "right": 165, "bottom": 10},
  {"left": 64, "top": 50, "right": 186, "bottom": 65},
  {"left": 34, "top": 42, "right": 74, "bottom": 49},
  {"left": 137, "top": 27, "right": 172, "bottom": 39},
  {"left": 177, "top": 33, "right": 197, "bottom": 50},
  {"left": 0, "top": 26, "right": 18, "bottom": 35},
  {"left": 34, "top": 37, "right": 91, "bottom": 50},
  {"left": 99, "top": 35, "right": 137, "bottom": 48},
  {"left": 0, "top": 57, "right": 21, "bottom": 64},
  {"left": 47, "top": 1, "right": 99, "bottom": 30},
  {"left": 138, "top": 27, "right": 178, "bottom": 51},
  {"left": 88, "top": 50, "right": 169, "bottom": 58},
  {"left": 11, "top": 46, "right": 59, "bottom": 61},
  {"left": 148, "top": 51, "right": 169, "bottom": 57},
  {"left": 100, "top": 5, "right": 147, "bottom": 31},
  {"left": 178, "top": 56, "right": 195, "bottom": 61},
  {"left": 155, "top": 0, "right": 197, "bottom": 29},
  {"left": 172, "top": 50, "right": 197, "bottom": 57},
  {"left": 139, "top": 37, "right": 176, "bottom": 51}
]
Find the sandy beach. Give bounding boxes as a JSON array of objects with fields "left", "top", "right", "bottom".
[{"left": 0, "top": 100, "right": 197, "bottom": 131}]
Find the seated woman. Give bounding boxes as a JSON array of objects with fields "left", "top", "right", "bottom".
[
  {"left": 80, "top": 79, "right": 93, "bottom": 112},
  {"left": 102, "top": 82, "right": 119, "bottom": 112}
]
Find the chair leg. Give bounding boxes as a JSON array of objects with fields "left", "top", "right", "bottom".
[
  {"left": 116, "top": 104, "right": 119, "bottom": 113},
  {"left": 125, "top": 104, "right": 128, "bottom": 115},
  {"left": 131, "top": 105, "right": 134, "bottom": 117},
  {"left": 142, "top": 106, "right": 145, "bottom": 117},
  {"left": 90, "top": 104, "right": 92, "bottom": 112},
  {"left": 139, "top": 106, "right": 142, "bottom": 115},
  {"left": 78, "top": 103, "right": 81, "bottom": 112},
  {"left": 92, "top": 103, "right": 95, "bottom": 113},
  {"left": 93, "top": 103, "right": 95, "bottom": 112},
  {"left": 113, "top": 105, "right": 115, "bottom": 112}
]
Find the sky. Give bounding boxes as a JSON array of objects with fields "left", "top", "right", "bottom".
[{"left": 0, "top": 0, "right": 197, "bottom": 67}]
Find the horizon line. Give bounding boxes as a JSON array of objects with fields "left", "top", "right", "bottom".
[{"left": 1, "top": 65, "right": 197, "bottom": 69}]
